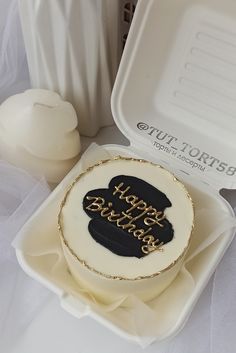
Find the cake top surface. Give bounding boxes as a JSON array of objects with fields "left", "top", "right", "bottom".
[{"left": 58, "top": 157, "right": 194, "bottom": 280}]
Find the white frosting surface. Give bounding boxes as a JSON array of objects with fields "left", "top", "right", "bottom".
[{"left": 60, "top": 158, "right": 194, "bottom": 278}]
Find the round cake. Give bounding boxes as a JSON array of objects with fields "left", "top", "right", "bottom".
[{"left": 58, "top": 156, "right": 194, "bottom": 303}]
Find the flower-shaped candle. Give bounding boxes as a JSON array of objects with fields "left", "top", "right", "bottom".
[{"left": 0, "top": 89, "right": 81, "bottom": 184}]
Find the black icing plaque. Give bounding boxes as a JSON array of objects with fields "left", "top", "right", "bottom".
[{"left": 83, "top": 175, "right": 174, "bottom": 258}]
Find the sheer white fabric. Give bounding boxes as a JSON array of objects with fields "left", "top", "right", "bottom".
[
  {"left": 0, "top": 2, "right": 48, "bottom": 351},
  {"left": 0, "top": 0, "right": 30, "bottom": 104},
  {"left": 0, "top": 161, "right": 51, "bottom": 352}
]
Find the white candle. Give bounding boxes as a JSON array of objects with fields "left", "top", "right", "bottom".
[{"left": 0, "top": 89, "right": 81, "bottom": 184}]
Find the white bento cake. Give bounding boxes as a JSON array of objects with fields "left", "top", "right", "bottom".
[{"left": 58, "top": 156, "right": 194, "bottom": 303}]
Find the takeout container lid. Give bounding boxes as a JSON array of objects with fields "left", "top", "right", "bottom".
[{"left": 111, "top": 0, "right": 236, "bottom": 191}]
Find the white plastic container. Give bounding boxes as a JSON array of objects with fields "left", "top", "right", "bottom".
[{"left": 15, "top": 0, "right": 236, "bottom": 344}]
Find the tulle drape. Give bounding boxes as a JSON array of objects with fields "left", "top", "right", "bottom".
[
  {"left": 0, "top": 161, "right": 51, "bottom": 352},
  {"left": 0, "top": 0, "right": 30, "bottom": 104}
]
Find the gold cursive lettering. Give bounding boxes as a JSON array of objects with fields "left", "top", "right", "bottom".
[
  {"left": 144, "top": 211, "right": 165, "bottom": 227},
  {"left": 113, "top": 182, "right": 131, "bottom": 198},
  {"left": 85, "top": 182, "right": 168, "bottom": 255},
  {"left": 142, "top": 242, "right": 164, "bottom": 254},
  {"left": 133, "top": 227, "right": 152, "bottom": 240},
  {"left": 85, "top": 196, "right": 105, "bottom": 211}
]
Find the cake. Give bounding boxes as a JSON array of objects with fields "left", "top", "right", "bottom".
[{"left": 58, "top": 156, "right": 194, "bottom": 303}]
